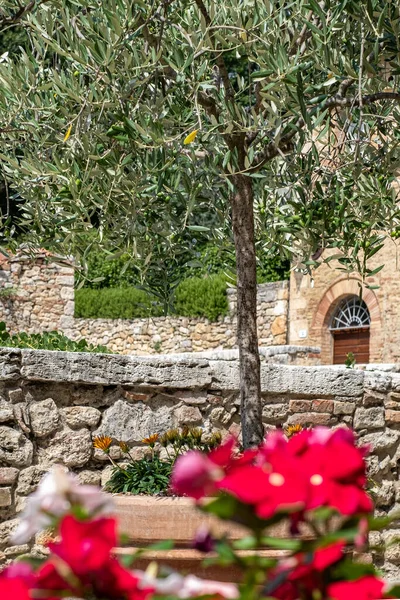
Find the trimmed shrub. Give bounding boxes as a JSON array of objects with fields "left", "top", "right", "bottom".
[
  {"left": 174, "top": 274, "right": 228, "bottom": 321},
  {"left": 75, "top": 275, "right": 229, "bottom": 321},
  {"left": 74, "top": 287, "right": 163, "bottom": 319}
]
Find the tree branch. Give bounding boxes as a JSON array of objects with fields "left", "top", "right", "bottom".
[
  {"left": 193, "top": 0, "right": 235, "bottom": 106},
  {"left": 251, "top": 91, "right": 400, "bottom": 172},
  {"left": 0, "top": 0, "right": 47, "bottom": 32}
]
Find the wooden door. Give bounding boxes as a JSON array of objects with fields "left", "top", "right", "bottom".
[{"left": 332, "top": 327, "right": 370, "bottom": 365}]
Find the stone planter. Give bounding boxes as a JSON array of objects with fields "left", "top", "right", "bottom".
[{"left": 113, "top": 495, "right": 290, "bottom": 581}]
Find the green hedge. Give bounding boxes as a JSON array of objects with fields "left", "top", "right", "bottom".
[
  {"left": 174, "top": 274, "right": 228, "bottom": 321},
  {"left": 75, "top": 287, "right": 163, "bottom": 319},
  {"left": 75, "top": 274, "right": 229, "bottom": 321}
]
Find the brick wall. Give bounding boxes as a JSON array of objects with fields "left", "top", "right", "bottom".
[{"left": 288, "top": 238, "right": 400, "bottom": 364}]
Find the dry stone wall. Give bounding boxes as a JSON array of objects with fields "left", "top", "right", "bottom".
[
  {"left": 0, "top": 254, "right": 293, "bottom": 355},
  {"left": 0, "top": 349, "right": 399, "bottom": 574}
]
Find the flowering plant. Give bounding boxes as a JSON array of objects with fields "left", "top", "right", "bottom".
[
  {"left": 94, "top": 427, "right": 222, "bottom": 495},
  {"left": 1, "top": 427, "right": 399, "bottom": 600}
]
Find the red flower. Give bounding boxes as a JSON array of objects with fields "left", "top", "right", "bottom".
[
  {"left": 299, "top": 429, "right": 372, "bottom": 515},
  {"left": 49, "top": 514, "right": 117, "bottom": 576},
  {"left": 268, "top": 541, "right": 345, "bottom": 599},
  {"left": 0, "top": 577, "right": 31, "bottom": 600},
  {"left": 34, "top": 560, "right": 79, "bottom": 598},
  {"left": 328, "top": 575, "right": 385, "bottom": 600},
  {"left": 219, "top": 441, "right": 309, "bottom": 518},
  {"left": 92, "top": 558, "right": 153, "bottom": 600}
]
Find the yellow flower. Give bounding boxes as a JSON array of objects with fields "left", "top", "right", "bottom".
[
  {"left": 285, "top": 424, "right": 303, "bottom": 438},
  {"left": 93, "top": 435, "right": 113, "bottom": 453},
  {"left": 183, "top": 129, "right": 199, "bottom": 145},
  {"left": 142, "top": 433, "right": 159, "bottom": 446},
  {"left": 63, "top": 124, "right": 73, "bottom": 142},
  {"left": 119, "top": 441, "right": 129, "bottom": 454}
]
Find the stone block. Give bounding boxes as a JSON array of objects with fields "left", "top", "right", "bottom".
[
  {"left": 21, "top": 350, "right": 212, "bottom": 388},
  {"left": 210, "top": 406, "right": 231, "bottom": 426},
  {"left": 312, "top": 399, "right": 334, "bottom": 413},
  {"left": 7, "top": 388, "right": 24, "bottom": 404},
  {"left": 0, "top": 518, "right": 18, "bottom": 545},
  {"left": 61, "top": 406, "right": 101, "bottom": 429},
  {"left": 29, "top": 398, "right": 60, "bottom": 438},
  {"left": 363, "top": 392, "right": 385, "bottom": 407},
  {"left": 77, "top": 470, "right": 101, "bottom": 486},
  {"left": 359, "top": 429, "right": 399, "bottom": 452},
  {"left": 95, "top": 400, "right": 174, "bottom": 443},
  {"left": 374, "top": 481, "right": 395, "bottom": 508},
  {"left": 101, "top": 465, "right": 115, "bottom": 488},
  {"left": 0, "top": 467, "right": 19, "bottom": 485},
  {"left": 286, "top": 413, "right": 335, "bottom": 426},
  {"left": 262, "top": 403, "right": 288, "bottom": 423},
  {"left": 0, "top": 398, "right": 14, "bottom": 422},
  {"left": 0, "top": 487, "right": 12, "bottom": 507},
  {"left": 123, "top": 391, "right": 153, "bottom": 402},
  {"left": 174, "top": 405, "right": 202, "bottom": 426},
  {"left": 0, "top": 426, "right": 33, "bottom": 467},
  {"left": 4, "top": 544, "right": 30, "bottom": 557},
  {"left": 384, "top": 530, "right": 400, "bottom": 565},
  {"left": 385, "top": 410, "right": 400, "bottom": 424},
  {"left": 16, "top": 466, "right": 48, "bottom": 495},
  {"left": 38, "top": 427, "right": 92, "bottom": 468},
  {"left": 354, "top": 407, "right": 385, "bottom": 430},
  {"left": 0, "top": 348, "right": 21, "bottom": 380},
  {"left": 260, "top": 365, "right": 364, "bottom": 397},
  {"left": 364, "top": 373, "right": 391, "bottom": 393},
  {"left": 333, "top": 401, "right": 355, "bottom": 415},
  {"left": 289, "top": 400, "right": 312, "bottom": 412}
]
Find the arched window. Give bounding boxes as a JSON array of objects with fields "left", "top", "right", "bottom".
[
  {"left": 330, "top": 296, "right": 371, "bottom": 330},
  {"left": 330, "top": 296, "right": 370, "bottom": 364}
]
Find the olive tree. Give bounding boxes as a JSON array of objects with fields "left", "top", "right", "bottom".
[{"left": 1, "top": 0, "right": 400, "bottom": 446}]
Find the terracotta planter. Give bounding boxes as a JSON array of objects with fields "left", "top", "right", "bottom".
[{"left": 113, "top": 495, "right": 291, "bottom": 581}]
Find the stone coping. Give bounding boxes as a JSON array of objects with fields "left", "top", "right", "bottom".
[{"left": 0, "top": 347, "right": 393, "bottom": 397}]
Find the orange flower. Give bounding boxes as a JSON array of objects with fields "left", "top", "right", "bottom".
[
  {"left": 119, "top": 441, "right": 129, "bottom": 454},
  {"left": 93, "top": 435, "right": 113, "bottom": 453},
  {"left": 285, "top": 424, "right": 303, "bottom": 438},
  {"left": 142, "top": 433, "right": 159, "bottom": 447}
]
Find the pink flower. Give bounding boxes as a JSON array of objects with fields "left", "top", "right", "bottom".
[
  {"left": 172, "top": 438, "right": 235, "bottom": 499},
  {"left": 13, "top": 465, "right": 114, "bottom": 543},
  {"left": 328, "top": 575, "right": 386, "bottom": 600}
]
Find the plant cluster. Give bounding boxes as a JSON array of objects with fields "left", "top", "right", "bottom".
[
  {"left": 1, "top": 427, "right": 400, "bottom": 600},
  {"left": 94, "top": 428, "right": 222, "bottom": 495},
  {"left": 75, "top": 274, "right": 229, "bottom": 321},
  {"left": 0, "top": 321, "right": 110, "bottom": 353}
]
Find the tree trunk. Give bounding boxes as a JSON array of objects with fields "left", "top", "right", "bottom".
[{"left": 230, "top": 174, "right": 264, "bottom": 448}]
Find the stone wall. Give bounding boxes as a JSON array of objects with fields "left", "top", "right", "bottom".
[
  {"left": 0, "top": 253, "right": 291, "bottom": 355},
  {"left": 0, "top": 253, "right": 73, "bottom": 333},
  {"left": 289, "top": 238, "right": 400, "bottom": 363},
  {"left": 0, "top": 349, "right": 399, "bottom": 574}
]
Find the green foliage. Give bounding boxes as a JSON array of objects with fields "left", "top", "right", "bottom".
[
  {"left": 256, "top": 252, "right": 290, "bottom": 284},
  {"left": 76, "top": 251, "right": 137, "bottom": 289},
  {"left": 0, "top": 321, "right": 110, "bottom": 353},
  {"left": 106, "top": 457, "right": 173, "bottom": 495},
  {"left": 75, "top": 274, "right": 229, "bottom": 321},
  {"left": 2, "top": 0, "right": 400, "bottom": 279},
  {"left": 174, "top": 274, "right": 229, "bottom": 321},
  {"left": 103, "top": 427, "right": 222, "bottom": 495},
  {"left": 74, "top": 287, "right": 163, "bottom": 319}
]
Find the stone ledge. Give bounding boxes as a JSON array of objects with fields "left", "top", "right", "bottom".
[{"left": 0, "top": 348, "right": 372, "bottom": 398}]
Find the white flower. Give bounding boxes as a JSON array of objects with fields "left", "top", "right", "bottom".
[
  {"left": 12, "top": 465, "right": 114, "bottom": 544},
  {"left": 136, "top": 571, "right": 239, "bottom": 599}
]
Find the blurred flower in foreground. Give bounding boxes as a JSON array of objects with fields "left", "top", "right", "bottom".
[{"left": 12, "top": 465, "right": 113, "bottom": 544}]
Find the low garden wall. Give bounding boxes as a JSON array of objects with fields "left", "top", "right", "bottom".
[
  {"left": 0, "top": 348, "right": 399, "bottom": 573},
  {"left": 0, "top": 253, "right": 293, "bottom": 355}
]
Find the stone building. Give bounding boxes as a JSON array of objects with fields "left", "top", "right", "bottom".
[
  {"left": 288, "top": 238, "right": 400, "bottom": 365},
  {"left": 1, "top": 240, "right": 400, "bottom": 365}
]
